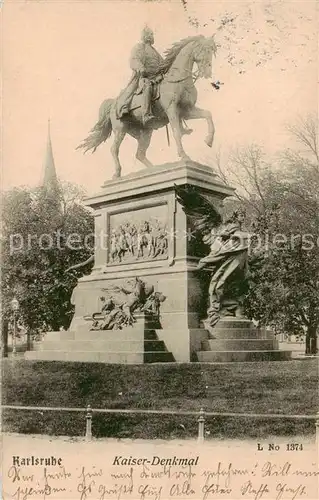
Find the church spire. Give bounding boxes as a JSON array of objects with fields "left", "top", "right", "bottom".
[{"left": 43, "top": 119, "right": 59, "bottom": 193}]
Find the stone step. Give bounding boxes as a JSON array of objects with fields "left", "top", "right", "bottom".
[
  {"left": 34, "top": 339, "right": 167, "bottom": 352},
  {"left": 41, "top": 331, "right": 66, "bottom": 341},
  {"left": 196, "top": 350, "right": 292, "bottom": 363},
  {"left": 25, "top": 350, "right": 143, "bottom": 363},
  {"left": 44, "top": 329, "right": 148, "bottom": 342},
  {"left": 201, "top": 319, "right": 253, "bottom": 329},
  {"left": 56, "top": 330, "right": 158, "bottom": 342},
  {"left": 202, "top": 339, "right": 277, "bottom": 351},
  {"left": 78, "top": 315, "right": 159, "bottom": 332},
  {"left": 144, "top": 351, "right": 175, "bottom": 363},
  {"left": 208, "top": 328, "right": 274, "bottom": 340},
  {"left": 25, "top": 350, "right": 174, "bottom": 364}
]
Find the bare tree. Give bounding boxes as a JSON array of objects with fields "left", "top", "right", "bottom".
[
  {"left": 287, "top": 115, "right": 319, "bottom": 168},
  {"left": 213, "top": 144, "right": 272, "bottom": 218}
]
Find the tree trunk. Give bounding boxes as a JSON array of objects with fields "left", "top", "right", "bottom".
[
  {"left": 27, "top": 330, "right": 32, "bottom": 351},
  {"left": 1, "top": 318, "right": 9, "bottom": 358},
  {"left": 305, "top": 323, "right": 318, "bottom": 355}
]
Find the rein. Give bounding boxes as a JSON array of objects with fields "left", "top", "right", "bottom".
[{"left": 165, "top": 68, "right": 200, "bottom": 84}]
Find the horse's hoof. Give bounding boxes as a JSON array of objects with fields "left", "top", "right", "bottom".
[
  {"left": 205, "top": 136, "right": 214, "bottom": 148},
  {"left": 136, "top": 155, "right": 153, "bottom": 168},
  {"left": 112, "top": 172, "right": 121, "bottom": 179},
  {"left": 180, "top": 155, "right": 191, "bottom": 164},
  {"left": 181, "top": 128, "right": 193, "bottom": 136}
]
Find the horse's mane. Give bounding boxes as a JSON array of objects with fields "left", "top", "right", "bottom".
[{"left": 159, "top": 35, "right": 204, "bottom": 73}]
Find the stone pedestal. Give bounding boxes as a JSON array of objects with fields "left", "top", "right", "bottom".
[
  {"left": 66, "top": 161, "right": 234, "bottom": 363},
  {"left": 25, "top": 160, "right": 291, "bottom": 364}
]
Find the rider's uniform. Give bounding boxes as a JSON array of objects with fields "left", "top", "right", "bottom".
[{"left": 116, "top": 39, "right": 164, "bottom": 123}]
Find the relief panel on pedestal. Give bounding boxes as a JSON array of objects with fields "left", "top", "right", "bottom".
[{"left": 106, "top": 201, "right": 174, "bottom": 266}]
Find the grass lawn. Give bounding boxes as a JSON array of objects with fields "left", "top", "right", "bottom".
[{"left": 2, "top": 359, "right": 318, "bottom": 439}]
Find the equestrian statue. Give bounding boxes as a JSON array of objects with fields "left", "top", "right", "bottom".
[{"left": 77, "top": 26, "right": 218, "bottom": 178}]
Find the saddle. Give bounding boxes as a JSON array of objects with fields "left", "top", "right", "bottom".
[{"left": 116, "top": 73, "right": 163, "bottom": 119}]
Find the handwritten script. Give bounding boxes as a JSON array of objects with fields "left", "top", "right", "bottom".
[{"left": 4, "top": 455, "right": 318, "bottom": 500}]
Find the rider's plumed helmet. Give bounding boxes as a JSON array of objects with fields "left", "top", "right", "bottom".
[{"left": 141, "top": 25, "right": 154, "bottom": 44}]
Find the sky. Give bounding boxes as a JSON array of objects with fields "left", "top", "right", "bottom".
[{"left": 2, "top": 0, "right": 318, "bottom": 195}]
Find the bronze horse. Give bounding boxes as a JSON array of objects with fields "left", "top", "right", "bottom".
[{"left": 78, "top": 35, "right": 217, "bottom": 178}]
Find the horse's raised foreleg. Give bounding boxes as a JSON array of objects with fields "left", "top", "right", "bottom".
[
  {"left": 166, "top": 106, "right": 190, "bottom": 161},
  {"left": 184, "top": 106, "right": 215, "bottom": 147},
  {"left": 135, "top": 129, "right": 153, "bottom": 168},
  {"left": 110, "top": 126, "right": 126, "bottom": 178}
]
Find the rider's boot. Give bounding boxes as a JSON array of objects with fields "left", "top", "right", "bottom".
[{"left": 142, "top": 82, "right": 155, "bottom": 125}]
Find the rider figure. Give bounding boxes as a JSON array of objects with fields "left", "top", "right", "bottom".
[{"left": 117, "top": 26, "right": 164, "bottom": 125}]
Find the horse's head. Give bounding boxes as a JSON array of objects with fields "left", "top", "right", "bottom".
[{"left": 193, "top": 36, "right": 217, "bottom": 79}]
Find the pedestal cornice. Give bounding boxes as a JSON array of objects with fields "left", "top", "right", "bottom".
[{"left": 84, "top": 161, "right": 235, "bottom": 208}]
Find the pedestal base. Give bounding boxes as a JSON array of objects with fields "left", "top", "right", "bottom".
[{"left": 57, "top": 160, "right": 231, "bottom": 363}]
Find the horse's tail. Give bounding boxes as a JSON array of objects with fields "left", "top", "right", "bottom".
[{"left": 76, "top": 99, "right": 114, "bottom": 153}]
